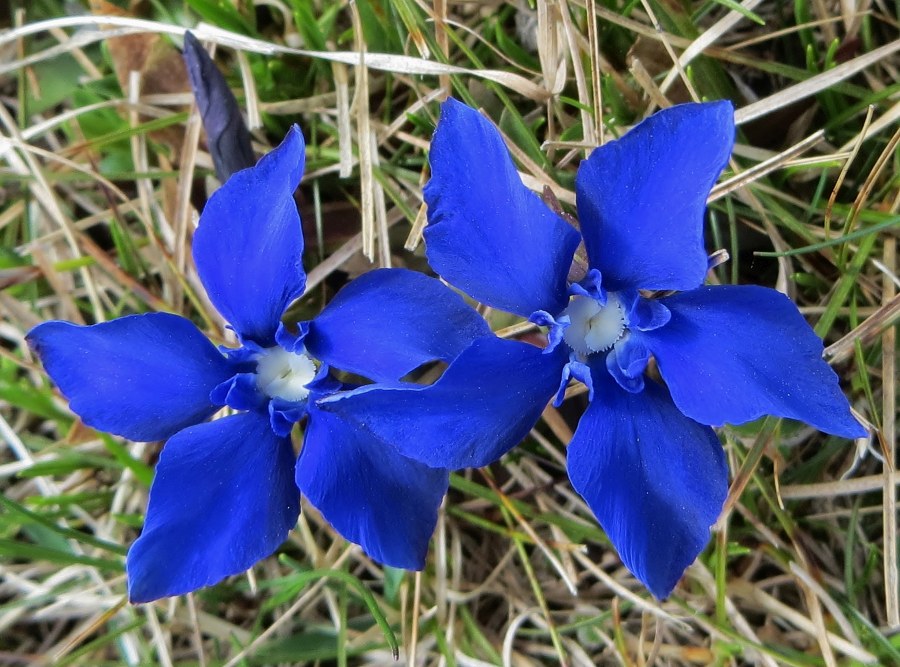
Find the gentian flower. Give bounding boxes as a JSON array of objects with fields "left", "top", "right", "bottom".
[
  {"left": 320, "top": 99, "right": 866, "bottom": 598},
  {"left": 27, "top": 126, "right": 490, "bottom": 602}
]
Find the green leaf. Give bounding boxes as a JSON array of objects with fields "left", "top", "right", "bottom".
[
  {"left": 17, "top": 451, "right": 124, "bottom": 478},
  {"left": 185, "top": 0, "right": 255, "bottom": 35},
  {"left": 278, "top": 560, "right": 400, "bottom": 659},
  {"left": 709, "top": 0, "right": 765, "bottom": 25},
  {"left": 0, "top": 495, "right": 127, "bottom": 556},
  {"left": 0, "top": 375, "right": 66, "bottom": 422},
  {"left": 249, "top": 629, "right": 383, "bottom": 663},
  {"left": 382, "top": 565, "right": 404, "bottom": 605},
  {"left": 100, "top": 434, "right": 154, "bottom": 487},
  {"left": 0, "top": 537, "right": 123, "bottom": 572}
]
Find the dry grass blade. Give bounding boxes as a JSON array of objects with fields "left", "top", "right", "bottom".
[
  {"left": 403, "top": 203, "right": 428, "bottom": 252},
  {"left": 838, "top": 98, "right": 900, "bottom": 152},
  {"left": 824, "top": 292, "right": 900, "bottom": 363},
  {"left": 780, "top": 473, "right": 899, "bottom": 499},
  {"left": 0, "top": 106, "right": 102, "bottom": 323},
  {"left": 825, "top": 104, "right": 874, "bottom": 232},
  {"left": 0, "top": 414, "right": 142, "bottom": 662},
  {"left": 658, "top": 0, "right": 766, "bottom": 95},
  {"left": 350, "top": 2, "right": 375, "bottom": 263},
  {"left": 710, "top": 130, "right": 826, "bottom": 202},
  {"left": 735, "top": 40, "right": 900, "bottom": 124},
  {"left": 882, "top": 235, "right": 898, "bottom": 628},
  {"left": 638, "top": 0, "right": 699, "bottom": 102},
  {"left": 0, "top": 16, "right": 552, "bottom": 100},
  {"left": 333, "top": 62, "right": 354, "bottom": 178},
  {"left": 629, "top": 57, "right": 670, "bottom": 110},
  {"left": 731, "top": 581, "right": 877, "bottom": 663}
]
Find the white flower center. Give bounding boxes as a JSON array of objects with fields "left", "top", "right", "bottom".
[
  {"left": 562, "top": 294, "right": 626, "bottom": 356},
  {"left": 255, "top": 347, "right": 317, "bottom": 402}
]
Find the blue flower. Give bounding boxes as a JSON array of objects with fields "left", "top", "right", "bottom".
[
  {"left": 27, "top": 126, "right": 490, "bottom": 602},
  {"left": 319, "top": 100, "right": 866, "bottom": 599}
]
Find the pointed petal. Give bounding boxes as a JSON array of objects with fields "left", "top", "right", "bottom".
[
  {"left": 318, "top": 336, "right": 566, "bottom": 469},
  {"left": 298, "top": 406, "right": 448, "bottom": 569},
  {"left": 576, "top": 102, "right": 734, "bottom": 291},
  {"left": 306, "top": 268, "right": 490, "bottom": 383},
  {"left": 126, "top": 413, "right": 298, "bottom": 602},
  {"left": 567, "top": 368, "right": 727, "bottom": 599},
  {"left": 183, "top": 31, "right": 255, "bottom": 181},
  {"left": 27, "top": 314, "right": 233, "bottom": 442},
  {"left": 642, "top": 285, "right": 865, "bottom": 437},
  {"left": 424, "top": 99, "right": 580, "bottom": 317},
  {"left": 193, "top": 127, "right": 306, "bottom": 346}
]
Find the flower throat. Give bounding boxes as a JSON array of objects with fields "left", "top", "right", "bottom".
[{"left": 561, "top": 293, "right": 626, "bottom": 356}]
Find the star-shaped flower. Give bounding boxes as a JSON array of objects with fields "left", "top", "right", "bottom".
[
  {"left": 27, "top": 126, "right": 490, "bottom": 602},
  {"left": 320, "top": 99, "right": 865, "bottom": 598}
]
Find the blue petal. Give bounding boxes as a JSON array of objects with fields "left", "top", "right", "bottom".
[
  {"left": 622, "top": 292, "right": 671, "bottom": 332},
  {"left": 298, "top": 406, "right": 449, "bottom": 569},
  {"left": 306, "top": 268, "right": 490, "bottom": 383},
  {"left": 27, "top": 314, "right": 234, "bottom": 442},
  {"left": 211, "top": 372, "right": 267, "bottom": 412},
  {"left": 569, "top": 268, "right": 606, "bottom": 303},
  {"left": 424, "top": 99, "right": 580, "bottom": 317},
  {"left": 127, "top": 412, "right": 298, "bottom": 602},
  {"left": 554, "top": 357, "right": 593, "bottom": 405},
  {"left": 269, "top": 398, "right": 307, "bottom": 438},
  {"left": 642, "top": 285, "right": 865, "bottom": 438},
  {"left": 567, "top": 367, "right": 727, "bottom": 599},
  {"left": 606, "top": 336, "right": 649, "bottom": 393},
  {"left": 576, "top": 102, "right": 734, "bottom": 291},
  {"left": 182, "top": 31, "right": 255, "bottom": 181},
  {"left": 529, "top": 310, "right": 568, "bottom": 354},
  {"left": 193, "top": 127, "right": 307, "bottom": 346},
  {"left": 318, "top": 336, "right": 567, "bottom": 469}
]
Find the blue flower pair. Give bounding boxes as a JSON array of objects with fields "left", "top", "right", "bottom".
[
  {"left": 27, "top": 126, "right": 491, "bottom": 602},
  {"left": 320, "top": 99, "right": 865, "bottom": 598},
  {"left": 30, "top": 99, "right": 864, "bottom": 602}
]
